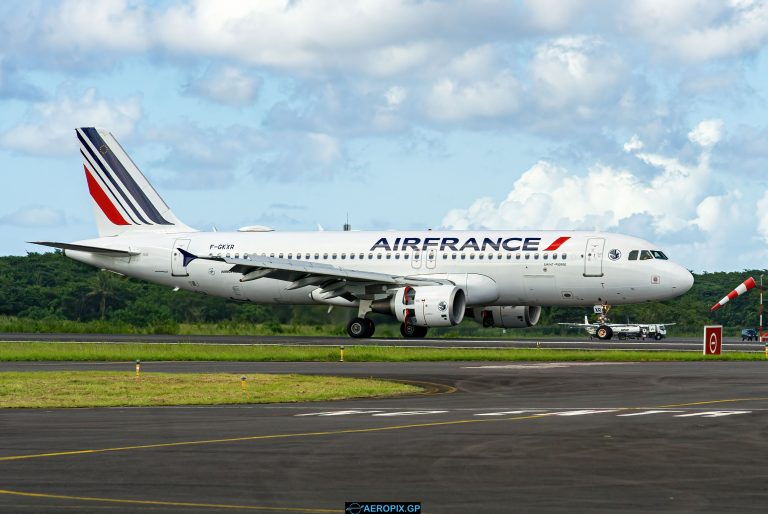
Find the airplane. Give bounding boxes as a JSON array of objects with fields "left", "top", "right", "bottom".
[
  {"left": 32, "top": 128, "right": 695, "bottom": 339},
  {"left": 560, "top": 314, "right": 674, "bottom": 340}
]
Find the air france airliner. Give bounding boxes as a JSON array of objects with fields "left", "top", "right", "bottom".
[{"left": 33, "top": 128, "right": 694, "bottom": 339}]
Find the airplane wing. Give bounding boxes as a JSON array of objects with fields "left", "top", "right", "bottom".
[
  {"left": 179, "top": 248, "right": 452, "bottom": 300},
  {"left": 31, "top": 241, "right": 140, "bottom": 257}
]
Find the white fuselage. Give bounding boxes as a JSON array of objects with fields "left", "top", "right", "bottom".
[{"left": 65, "top": 230, "right": 694, "bottom": 309}]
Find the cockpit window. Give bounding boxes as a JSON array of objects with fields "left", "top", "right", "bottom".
[
  {"left": 628, "top": 250, "right": 638, "bottom": 261},
  {"left": 639, "top": 250, "right": 653, "bottom": 260},
  {"left": 651, "top": 250, "right": 668, "bottom": 260}
]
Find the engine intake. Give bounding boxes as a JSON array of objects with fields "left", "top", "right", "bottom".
[
  {"left": 472, "top": 306, "right": 541, "bottom": 328},
  {"left": 372, "top": 285, "right": 466, "bottom": 327}
]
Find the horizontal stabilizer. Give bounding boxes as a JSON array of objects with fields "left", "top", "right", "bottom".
[{"left": 30, "top": 241, "right": 139, "bottom": 257}]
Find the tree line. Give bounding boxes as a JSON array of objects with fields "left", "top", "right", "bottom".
[{"left": 0, "top": 252, "right": 764, "bottom": 335}]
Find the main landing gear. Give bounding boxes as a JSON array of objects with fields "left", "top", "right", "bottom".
[
  {"left": 347, "top": 317, "right": 375, "bottom": 338},
  {"left": 400, "top": 323, "right": 428, "bottom": 339}
]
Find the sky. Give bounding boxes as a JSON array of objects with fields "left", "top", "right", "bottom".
[{"left": 1, "top": 0, "right": 768, "bottom": 272}]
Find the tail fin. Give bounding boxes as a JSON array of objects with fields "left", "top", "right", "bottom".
[{"left": 76, "top": 127, "right": 194, "bottom": 237}]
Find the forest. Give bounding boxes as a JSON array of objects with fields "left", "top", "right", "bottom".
[{"left": 0, "top": 252, "right": 763, "bottom": 337}]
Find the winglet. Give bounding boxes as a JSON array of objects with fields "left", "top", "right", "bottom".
[{"left": 178, "top": 248, "right": 198, "bottom": 267}]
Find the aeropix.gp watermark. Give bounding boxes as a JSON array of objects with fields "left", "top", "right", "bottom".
[{"left": 345, "top": 502, "right": 421, "bottom": 514}]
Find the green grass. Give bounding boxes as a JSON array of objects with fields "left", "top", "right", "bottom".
[
  {"left": 0, "top": 342, "right": 764, "bottom": 362},
  {"left": 0, "top": 371, "right": 421, "bottom": 408}
]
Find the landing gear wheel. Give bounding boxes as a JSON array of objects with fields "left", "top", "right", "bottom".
[
  {"left": 364, "top": 318, "right": 375, "bottom": 338},
  {"left": 400, "top": 323, "right": 428, "bottom": 339},
  {"left": 595, "top": 325, "right": 613, "bottom": 340},
  {"left": 347, "top": 317, "right": 373, "bottom": 338}
]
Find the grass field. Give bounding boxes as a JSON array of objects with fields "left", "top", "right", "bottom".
[
  {"left": 0, "top": 371, "right": 421, "bottom": 408},
  {"left": 0, "top": 342, "right": 764, "bottom": 362}
]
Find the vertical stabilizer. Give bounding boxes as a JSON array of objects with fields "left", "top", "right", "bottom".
[{"left": 76, "top": 127, "right": 194, "bottom": 237}]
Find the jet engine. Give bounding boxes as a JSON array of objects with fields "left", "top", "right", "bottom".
[
  {"left": 372, "top": 285, "right": 466, "bottom": 327},
  {"left": 471, "top": 305, "right": 542, "bottom": 328}
]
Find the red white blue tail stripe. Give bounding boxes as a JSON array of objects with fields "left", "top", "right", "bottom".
[{"left": 77, "top": 127, "right": 172, "bottom": 227}]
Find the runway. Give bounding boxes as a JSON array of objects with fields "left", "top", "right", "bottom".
[
  {"left": 1, "top": 360, "right": 767, "bottom": 512},
  {"left": 1, "top": 332, "right": 765, "bottom": 352}
]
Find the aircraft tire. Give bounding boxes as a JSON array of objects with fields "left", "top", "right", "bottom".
[
  {"left": 347, "top": 318, "right": 372, "bottom": 338},
  {"left": 596, "top": 325, "right": 613, "bottom": 340},
  {"left": 400, "top": 323, "right": 428, "bottom": 339},
  {"left": 364, "top": 318, "right": 375, "bottom": 337}
]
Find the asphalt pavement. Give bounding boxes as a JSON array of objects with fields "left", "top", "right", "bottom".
[{"left": 1, "top": 360, "right": 767, "bottom": 512}]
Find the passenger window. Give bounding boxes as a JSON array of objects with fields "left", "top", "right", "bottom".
[
  {"left": 323, "top": 253, "right": 328, "bottom": 259},
  {"left": 386, "top": 254, "right": 391, "bottom": 260},
  {"left": 470, "top": 254, "right": 475, "bottom": 260},
  {"left": 341, "top": 253, "right": 346, "bottom": 259},
  {"left": 525, "top": 254, "right": 530, "bottom": 260},
  {"left": 269, "top": 253, "right": 275, "bottom": 258},
  {"left": 395, "top": 253, "right": 400, "bottom": 260},
  {"left": 296, "top": 254, "right": 301, "bottom": 260},
  {"left": 443, "top": 254, "right": 448, "bottom": 260},
  {"left": 377, "top": 254, "right": 382, "bottom": 259},
  {"left": 368, "top": 253, "right": 373, "bottom": 259},
  {"left": 543, "top": 254, "right": 548, "bottom": 260},
  {"left": 332, "top": 253, "right": 338, "bottom": 259},
  {"left": 461, "top": 254, "right": 466, "bottom": 260},
  {"left": 640, "top": 250, "right": 653, "bottom": 260},
  {"left": 628, "top": 250, "right": 638, "bottom": 261},
  {"left": 562, "top": 253, "right": 567, "bottom": 260},
  {"left": 287, "top": 253, "right": 292, "bottom": 259},
  {"left": 403, "top": 253, "right": 409, "bottom": 259},
  {"left": 305, "top": 253, "right": 310, "bottom": 259},
  {"left": 534, "top": 253, "right": 539, "bottom": 260},
  {"left": 488, "top": 254, "right": 493, "bottom": 260},
  {"left": 478, "top": 254, "right": 484, "bottom": 260},
  {"left": 359, "top": 253, "right": 364, "bottom": 259},
  {"left": 349, "top": 253, "right": 354, "bottom": 260},
  {"left": 452, "top": 254, "right": 457, "bottom": 260},
  {"left": 516, "top": 254, "right": 520, "bottom": 260}
]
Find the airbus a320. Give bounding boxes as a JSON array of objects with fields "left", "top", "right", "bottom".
[{"left": 33, "top": 128, "right": 694, "bottom": 338}]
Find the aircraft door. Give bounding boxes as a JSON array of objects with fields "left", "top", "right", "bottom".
[
  {"left": 172, "top": 239, "right": 191, "bottom": 277},
  {"left": 583, "top": 238, "right": 605, "bottom": 277},
  {"left": 426, "top": 249, "right": 437, "bottom": 269},
  {"left": 411, "top": 249, "right": 422, "bottom": 269}
]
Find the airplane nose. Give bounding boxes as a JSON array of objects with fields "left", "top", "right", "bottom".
[{"left": 673, "top": 266, "right": 694, "bottom": 294}]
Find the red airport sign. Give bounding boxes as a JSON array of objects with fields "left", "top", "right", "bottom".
[{"left": 703, "top": 325, "right": 723, "bottom": 355}]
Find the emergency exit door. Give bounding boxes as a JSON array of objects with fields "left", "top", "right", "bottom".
[
  {"left": 171, "top": 239, "right": 191, "bottom": 277},
  {"left": 583, "top": 238, "right": 605, "bottom": 277}
]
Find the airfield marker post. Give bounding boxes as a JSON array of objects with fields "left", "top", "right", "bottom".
[
  {"left": 241, "top": 376, "right": 247, "bottom": 392},
  {"left": 135, "top": 359, "right": 140, "bottom": 379},
  {"left": 340, "top": 346, "right": 345, "bottom": 362}
]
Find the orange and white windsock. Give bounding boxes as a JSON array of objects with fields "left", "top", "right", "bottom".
[{"left": 710, "top": 277, "right": 757, "bottom": 311}]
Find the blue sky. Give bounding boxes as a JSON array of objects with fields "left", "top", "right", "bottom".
[{"left": 1, "top": 0, "right": 768, "bottom": 272}]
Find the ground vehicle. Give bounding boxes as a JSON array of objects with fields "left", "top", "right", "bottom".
[{"left": 741, "top": 328, "right": 758, "bottom": 341}]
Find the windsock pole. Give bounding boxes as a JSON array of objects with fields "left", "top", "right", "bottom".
[{"left": 710, "top": 277, "right": 757, "bottom": 312}]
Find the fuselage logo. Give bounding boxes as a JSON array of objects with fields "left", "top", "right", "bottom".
[
  {"left": 368, "top": 236, "right": 569, "bottom": 253},
  {"left": 608, "top": 249, "right": 621, "bottom": 261}
]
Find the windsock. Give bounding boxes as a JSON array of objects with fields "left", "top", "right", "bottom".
[{"left": 710, "top": 277, "right": 756, "bottom": 311}]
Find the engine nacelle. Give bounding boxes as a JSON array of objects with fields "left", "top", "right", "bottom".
[
  {"left": 472, "top": 306, "right": 542, "bottom": 328},
  {"left": 380, "top": 285, "right": 466, "bottom": 327}
]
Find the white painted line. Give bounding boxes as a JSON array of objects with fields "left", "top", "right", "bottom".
[
  {"left": 474, "top": 410, "right": 548, "bottom": 416},
  {"left": 372, "top": 410, "right": 449, "bottom": 417},
  {"left": 548, "top": 409, "right": 620, "bottom": 416},
  {"left": 674, "top": 411, "right": 752, "bottom": 418},
  {"left": 617, "top": 410, "right": 685, "bottom": 417},
  {"left": 295, "top": 410, "right": 385, "bottom": 417}
]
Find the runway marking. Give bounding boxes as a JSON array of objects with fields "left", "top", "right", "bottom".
[
  {"left": 0, "top": 489, "right": 336, "bottom": 512},
  {"left": 474, "top": 410, "right": 547, "bottom": 416},
  {"left": 673, "top": 411, "right": 752, "bottom": 418},
  {"left": 658, "top": 397, "right": 768, "bottom": 408},
  {"left": 463, "top": 362, "right": 626, "bottom": 369},
  {"left": 546, "top": 409, "right": 621, "bottom": 416},
  {"left": 295, "top": 410, "right": 385, "bottom": 416},
  {"left": 617, "top": 410, "right": 685, "bottom": 416},
  {"left": 372, "top": 410, "right": 449, "bottom": 417}
]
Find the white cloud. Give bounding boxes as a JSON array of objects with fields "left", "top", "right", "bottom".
[
  {"left": 688, "top": 119, "right": 724, "bottom": 147},
  {"left": 0, "top": 206, "right": 66, "bottom": 227},
  {"left": 623, "top": 134, "right": 644, "bottom": 152},
  {"left": 426, "top": 71, "right": 520, "bottom": 122},
  {"left": 0, "top": 89, "right": 141, "bottom": 156},
  {"left": 523, "top": 0, "right": 587, "bottom": 31},
  {"left": 184, "top": 66, "right": 261, "bottom": 106},
  {"left": 41, "top": 0, "right": 149, "bottom": 52},
  {"left": 442, "top": 120, "right": 721, "bottom": 236},
  {"left": 628, "top": 0, "right": 768, "bottom": 61},
  {"left": 530, "top": 36, "right": 625, "bottom": 111}
]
